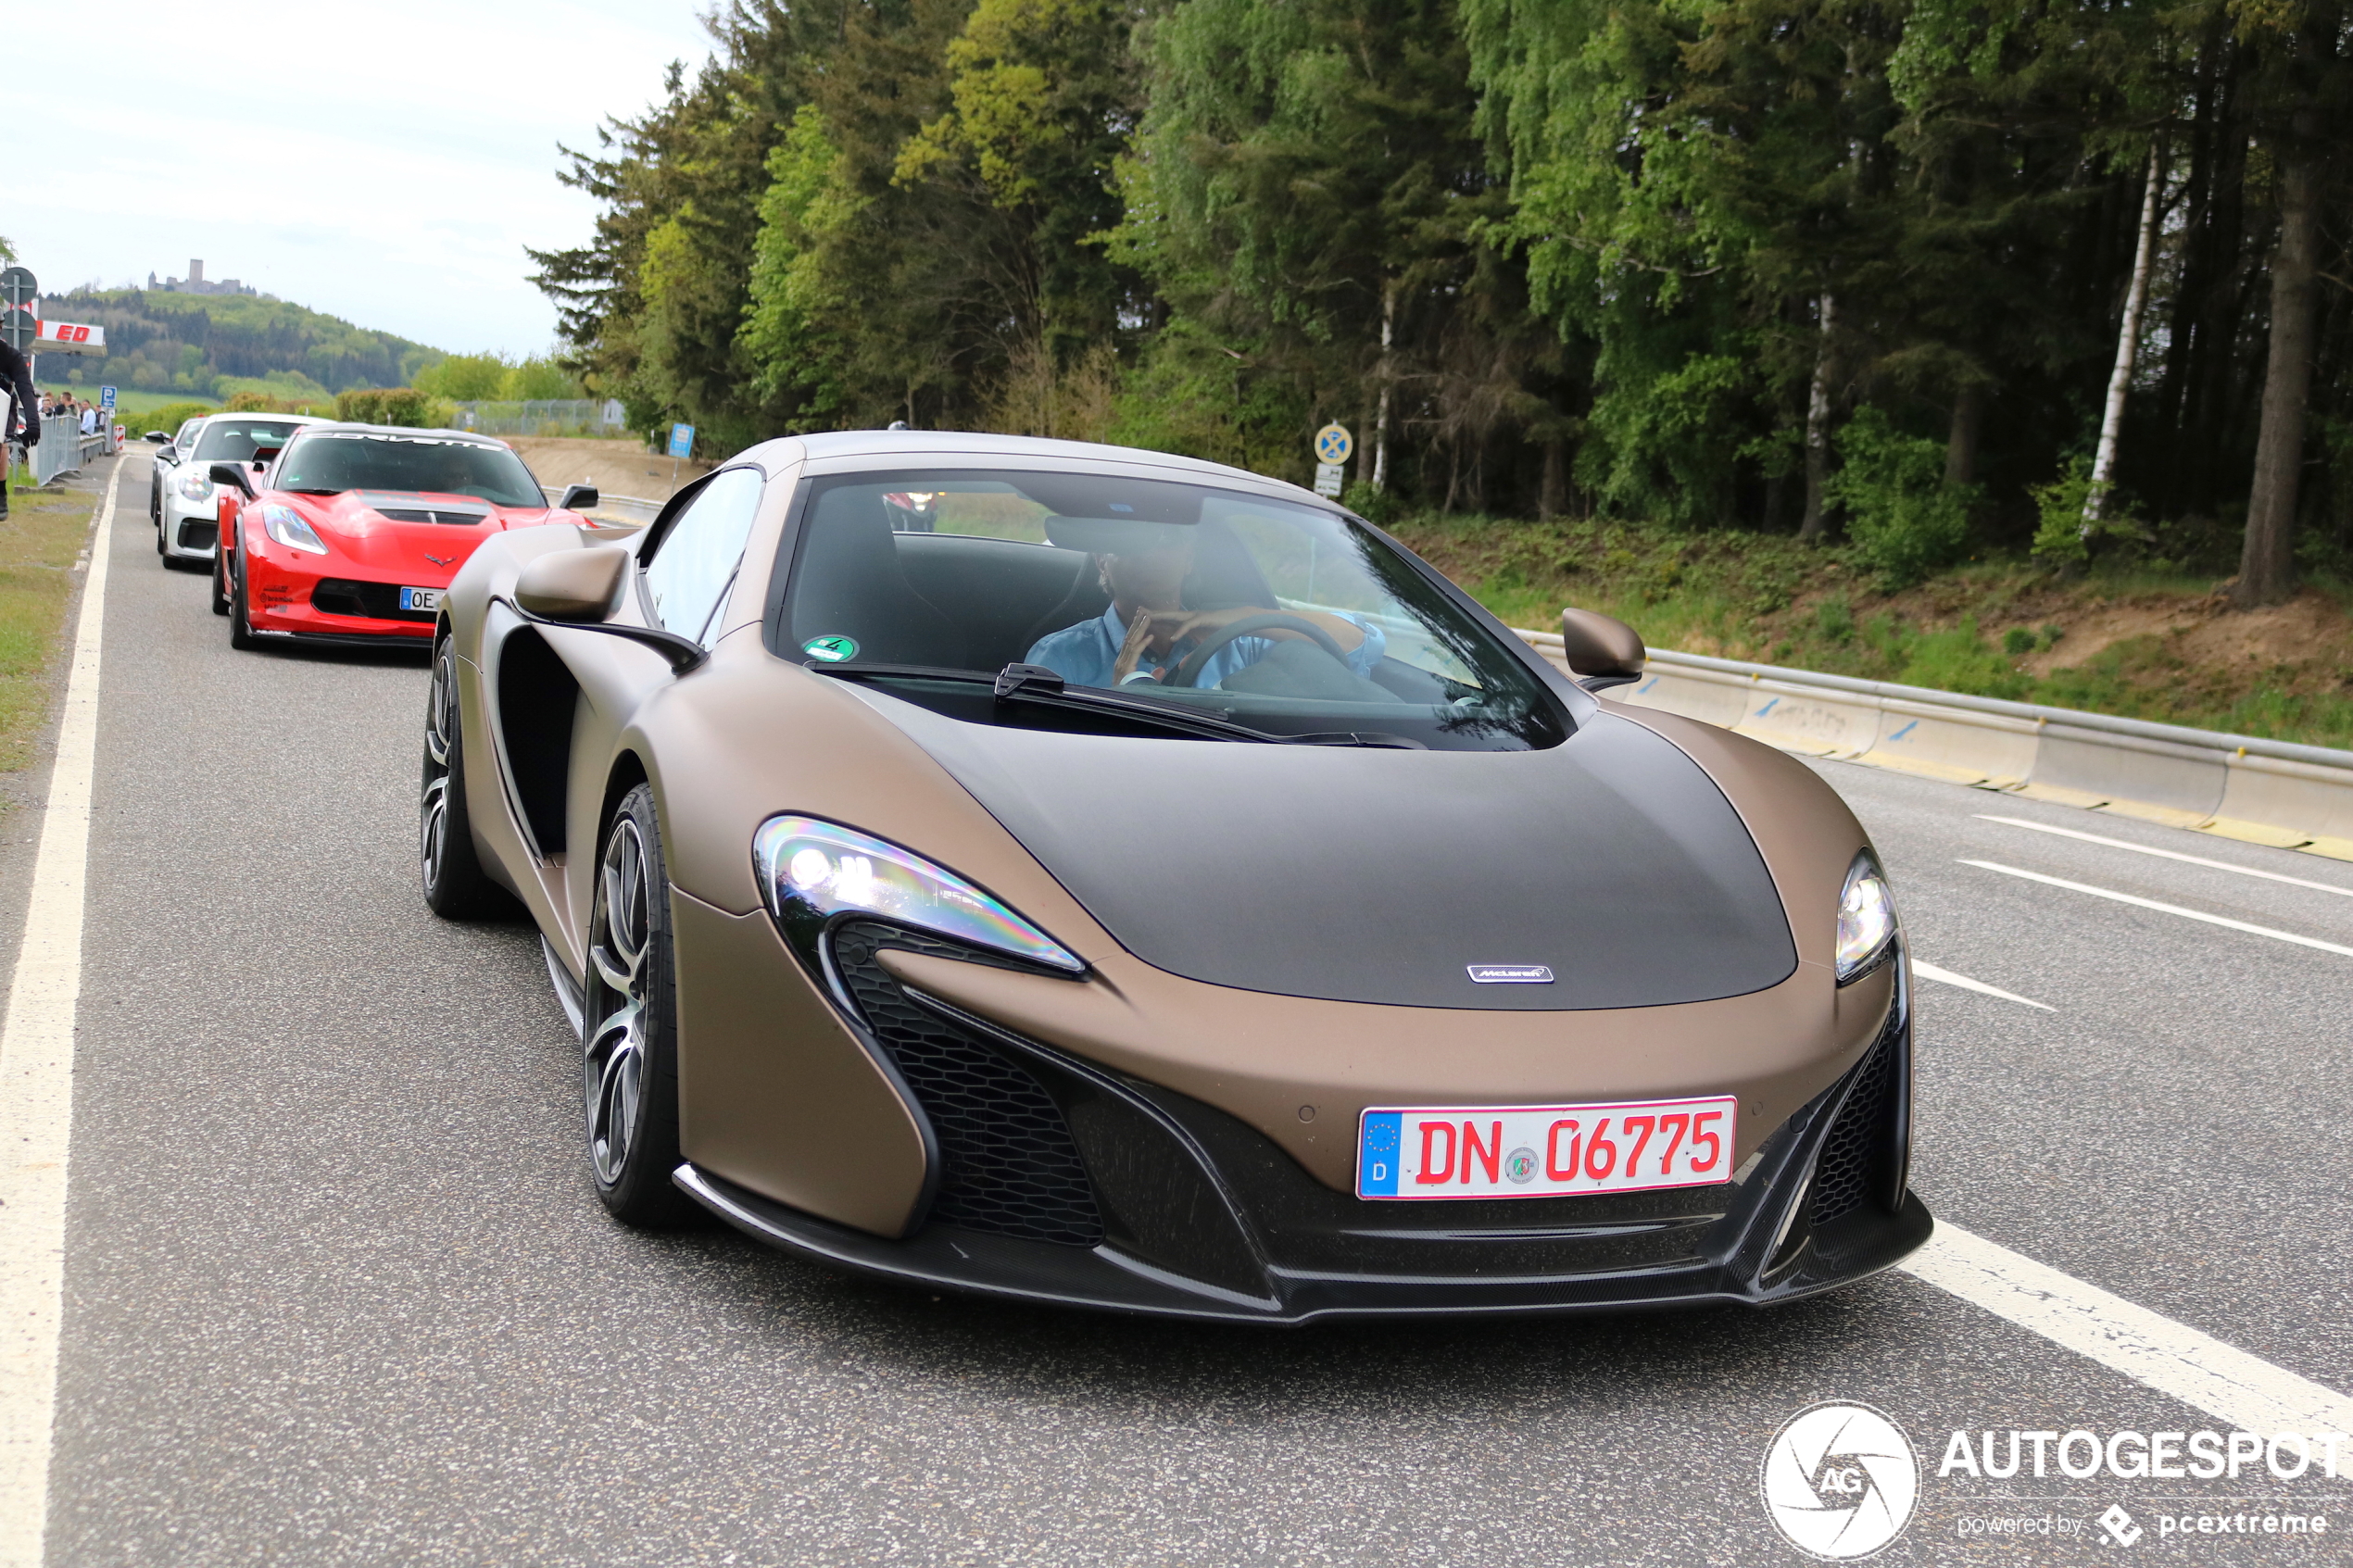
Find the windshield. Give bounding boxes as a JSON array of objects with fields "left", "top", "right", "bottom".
[
  {"left": 777, "top": 470, "right": 1564, "bottom": 751},
  {"left": 275, "top": 433, "right": 544, "bottom": 508},
  {"left": 193, "top": 420, "right": 302, "bottom": 460}
]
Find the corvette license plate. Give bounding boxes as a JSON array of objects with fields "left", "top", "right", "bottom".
[
  {"left": 1356, "top": 1097, "right": 1737, "bottom": 1199},
  {"left": 399, "top": 586, "right": 441, "bottom": 612}
]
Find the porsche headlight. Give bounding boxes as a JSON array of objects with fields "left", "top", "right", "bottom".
[
  {"left": 1835, "top": 852, "right": 1898, "bottom": 985},
  {"left": 754, "top": 815, "right": 1082, "bottom": 972},
  {"left": 262, "top": 504, "right": 327, "bottom": 556},
  {"left": 176, "top": 469, "right": 213, "bottom": 501}
]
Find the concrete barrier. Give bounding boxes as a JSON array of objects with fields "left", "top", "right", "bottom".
[{"left": 1515, "top": 631, "right": 2353, "bottom": 863}]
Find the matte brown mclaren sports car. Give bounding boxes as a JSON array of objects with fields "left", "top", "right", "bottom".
[{"left": 422, "top": 430, "right": 1930, "bottom": 1322}]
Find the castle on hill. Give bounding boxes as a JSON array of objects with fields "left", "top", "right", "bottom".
[{"left": 147, "top": 259, "right": 256, "bottom": 297}]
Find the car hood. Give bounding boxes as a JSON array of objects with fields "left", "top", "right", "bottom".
[
  {"left": 841, "top": 687, "right": 1798, "bottom": 1010},
  {"left": 269, "top": 490, "right": 560, "bottom": 572}
]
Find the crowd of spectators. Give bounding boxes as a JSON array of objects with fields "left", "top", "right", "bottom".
[{"left": 40, "top": 392, "right": 106, "bottom": 436}]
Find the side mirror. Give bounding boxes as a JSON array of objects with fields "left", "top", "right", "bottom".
[
  {"left": 143, "top": 430, "right": 170, "bottom": 445},
  {"left": 1559, "top": 608, "right": 1646, "bottom": 689},
  {"left": 557, "top": 483, "right": 599, "bottom": 512},
  {"left": 208, "top": 462, "right": 258, "bottom": 499},
  {"left": 514, "top": 545, "right": 629, "bottom": 623}
]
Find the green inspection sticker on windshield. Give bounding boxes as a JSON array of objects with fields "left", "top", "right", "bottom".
[{"left": 802, "top": 633, "right": 858, "bottom": 662}]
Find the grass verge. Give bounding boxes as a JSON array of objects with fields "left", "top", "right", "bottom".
[
  {"left": 0, "top": 465, "right": 98, "bottom": 774},
  {"left": 1390, "top": 514, "right": 2353, "bottom": 748}
]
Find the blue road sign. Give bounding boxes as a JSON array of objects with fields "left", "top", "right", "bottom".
[
  {"left": 101, "top": 386, "right": 117, "bottom": 410},
  {"left": 668, "top": 423, "right": 695, "bottom": 459}
]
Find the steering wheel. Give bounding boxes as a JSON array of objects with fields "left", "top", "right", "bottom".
[{"left": 1166, "top": 612, "right": 1351, "bottom": 688}]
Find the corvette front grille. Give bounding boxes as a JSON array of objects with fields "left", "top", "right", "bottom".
[
  {"left": 1809, "top": 1030, "right": 1899, "bottom": 1229},
  {"left": 829, "top": 922, "right": 1103, "bottom": 1248},
  {"left": 312, "top": 579, "right": 434, "bottom": 622}
]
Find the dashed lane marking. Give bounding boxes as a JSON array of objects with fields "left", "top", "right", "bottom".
[
  {"left": 1902, "top": 1222, "right": 2353, "bottom": 1437},
  {"left": 1977, "top": 814, "right": 2353, "bottom": 899},
  {"left": 1910, "top": 960, "right": 2053, "bottom": 1010},
  {"left": 1960, "top": 859, "right": 2353, "bottom": 960},
  {"left": 0, "top": 460, "right": 116, "bottom": 1568}
]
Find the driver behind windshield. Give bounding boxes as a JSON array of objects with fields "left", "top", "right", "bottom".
[{"left": 1025, "top": 524, "right": 1387, "bottom": 689}]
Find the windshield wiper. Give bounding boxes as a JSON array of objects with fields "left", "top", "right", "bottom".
[
  {"left": 284, "top": 487, "right": 342, "bottom": 495},
  {"left": 808, "top": 660, "right": 1291, "bottom": 745}
]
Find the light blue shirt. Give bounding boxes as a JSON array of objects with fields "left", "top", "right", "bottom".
[{"left": 1026, "top": 603, "right": 1386, "bottom": 691}]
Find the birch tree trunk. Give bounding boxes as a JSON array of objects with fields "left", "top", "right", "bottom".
[
  {"left": 1797, "top": 292, "right": 1836, "bottom": 543},
  {"left": 1370, "top": 282, "right": 1396, "bottom": 491},
  {"left": 2233, "top": 134, "right": 2321, "bottom": 608},
  {"left": 2084, "top": 144, "right": 2165, "bottom": 526}
]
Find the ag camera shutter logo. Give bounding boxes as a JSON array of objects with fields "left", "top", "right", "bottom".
[{"left": 1760, "top": 1401, "right": 1919, "bottom": 1560}]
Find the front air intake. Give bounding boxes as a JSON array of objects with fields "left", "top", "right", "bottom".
[
  {"left": 829, "top": 922, "right": 1104, "bottom": 1248},
  {"left": 1808, "top": 1031, "right": 1899, "bottom": 1229}
]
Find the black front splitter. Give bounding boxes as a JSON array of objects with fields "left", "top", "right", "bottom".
[{"left": 673, "top": 1162, "right": 1932, "bottom": 1325}]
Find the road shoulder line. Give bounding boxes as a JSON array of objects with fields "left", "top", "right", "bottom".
[
  {"left": 1901, "top": 1222, "right": 2353, "bottom": 1436},
  {"left": 0, "top": 459, "right": 115, "bottom": 1568},
  {"left": 1960, "top": 859, "right": 2353, "bottom": 959}
]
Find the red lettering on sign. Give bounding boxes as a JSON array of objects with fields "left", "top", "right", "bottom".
[
  {"left": 1623, "top": 1116, "right": 1655, "bottom": 1176},
  {"left": 1584, "top": 1118, "right": 1617, "bottom": 1179},
  {"left": 1656, "top": 1113, "right": 1690, "bottom": 1174},
  {"left": 1690, "top": 1110, "right": 1724, "bottom": 1172},
  {"left": 1460, "top": 1120, "right": 1503, "bottom": 1185},
  {"left": 1545, "top": 1119, "right": 1580, "bottom": 1181},
  {"left": 1415, "top": 1121, "right": 1455, "bottom": 1185}
]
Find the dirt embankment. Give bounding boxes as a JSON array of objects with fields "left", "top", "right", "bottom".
[{"left": 504, "top": 438, "right": 714, "bottom": 506}]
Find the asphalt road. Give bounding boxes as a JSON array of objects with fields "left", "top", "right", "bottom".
[{"left": 34, "top": 454, "right": 2353, "bottom": 1563}]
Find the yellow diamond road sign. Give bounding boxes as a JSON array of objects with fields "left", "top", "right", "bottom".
[{"left": 1315, "top": 423, "right": 1353, "bottom": 465}]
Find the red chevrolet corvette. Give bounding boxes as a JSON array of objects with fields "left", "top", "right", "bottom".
[{"left": 208, "top": 424, "right": 602, "bottom": 649}]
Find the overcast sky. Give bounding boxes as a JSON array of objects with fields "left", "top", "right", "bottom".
[{"left": 13, "top": 0, "right": 714, "bottom": 357}]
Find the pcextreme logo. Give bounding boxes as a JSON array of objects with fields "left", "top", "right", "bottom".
[{"left": 1761, "top": 1401, "right": 1921, "bottom": 1560}]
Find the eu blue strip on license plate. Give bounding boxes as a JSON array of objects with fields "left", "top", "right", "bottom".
[{"left": 400, "top": 587, "right": 436, "bottom": 610}]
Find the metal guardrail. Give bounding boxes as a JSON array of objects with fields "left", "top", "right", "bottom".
[
  {"left": 1515, "top": 627, "right": 2353, "bottom": 860},
  {"left": 537, "top": 486, "right": 661, "bottom": 528},
  {"left": 459, "top": 399, "right": 628, "bottom": 438}
]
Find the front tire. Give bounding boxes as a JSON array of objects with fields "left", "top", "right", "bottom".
[
  {"left": 228, "top": 553, "right": 256, "bottom": 649},
  {"left": 419, "top": 638, "right": 515, "bottom": 920},
  {"left": 582, "top": 784, "right": 694, "bottom": 1227}
]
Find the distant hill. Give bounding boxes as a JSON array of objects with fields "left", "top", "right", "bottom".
[{"left": 37, "top": 287, "right": 445, "bottom": 400}]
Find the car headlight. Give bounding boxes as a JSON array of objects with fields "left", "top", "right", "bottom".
[
  {"left": 754, "top": 815, "right": 1082, "bottom": 972},
  {"left": 176, "top": 470, "right": 213, "bottom": 501},
  {"left": 1835, "top": 852, "right": 1898, "bottom": 985},
  {"left": 262, "top": 504, "right": 328, "bottom": 556}
]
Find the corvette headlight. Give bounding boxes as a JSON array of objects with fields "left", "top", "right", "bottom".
[
  {"left": 176, "top": 470, "right": 213, "bottom": 501},
  {"left": 262, "top": 504, "right": 327, "bottom": 556},
  {"left": 1835, "top": 852, "right": 1898, "bottom": 985},
  {"left": 754, "top": 815, "right": 1082, "bottom": 972}
]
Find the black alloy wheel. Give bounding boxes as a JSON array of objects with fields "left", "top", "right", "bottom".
[
  {"left": 581, "top": 784, "right": 694, "bottom": 1227},
  {"left": 419, "top": 638, "right": 513, "bottom": 920},
  {"left": 228, "top": 552, "right": 257, "bottom": 650}
]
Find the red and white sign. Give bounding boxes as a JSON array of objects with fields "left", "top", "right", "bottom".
[
  {"left": 33, "top": 320, "right": 105, "bottom": 348},
  {"left": 1356, "top": 1095, "right": 1738, "bottom": 1200}
]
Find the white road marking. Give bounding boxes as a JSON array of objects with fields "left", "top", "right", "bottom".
[
  {"left": 1977, "top": 813, "right": 2353, "bottom": 898},
  {"left": 0, "top": 463, "right": 115, "bottom": 1568},
  {"left": 1960, "top": 859, "right": 2353, "bottom": 959},
  {"left": 1910, "top": 960, "right": 2053, "bottom": 1010},
  {"left": 1902, "top": 1222, "right": 2353, "bottom": 1436}
]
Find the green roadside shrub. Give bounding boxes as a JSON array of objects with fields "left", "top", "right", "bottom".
[
  {"left": 118, "top": 401, "right": 215, "bottom": 439},
  {"left": 333, "top": 388, "right": 456, "bottom": 428},
  {"left": 1826, "top": 407, "right": 1977, "bottom": 589}
]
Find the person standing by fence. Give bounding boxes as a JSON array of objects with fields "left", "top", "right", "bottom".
[{"left": 1, "top": 338, "right": 38, "bottom": 522}]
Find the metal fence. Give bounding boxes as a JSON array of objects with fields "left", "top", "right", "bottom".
[
  {"left": 24, "top": 413, "right": 116, "bottom": 485},
  {"left": 450, "top": 399, "right": 627, "bottom": 438}
]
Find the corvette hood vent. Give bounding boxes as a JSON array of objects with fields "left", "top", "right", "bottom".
[{"left": 847, "top": 689, "right": 1797, "bottom": 1011}]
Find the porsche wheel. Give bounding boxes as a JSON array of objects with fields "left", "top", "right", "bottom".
[
  {"left": 582, "top": 785, "right": 693, "bottom": 1226},
  {"left": 419, "top": 639, "right": 513, "bottom": 919},
  {"left": 210, "top": 546, "right": 230, "bottom": 615},
  {"left": 228, "top": 553, "right": 256, "bottom": 650}
]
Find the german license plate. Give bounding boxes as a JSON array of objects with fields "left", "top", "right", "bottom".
[
  {"left": 1356, "top": 1097, "right": 1738, "bottom": 1199},
  {"left": 399, "top": 586, "right": 441, "bottom": 612}
]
